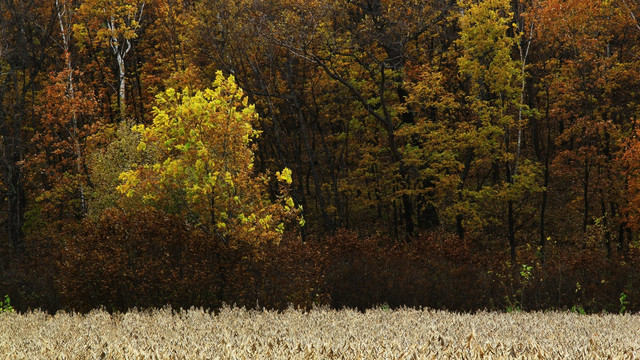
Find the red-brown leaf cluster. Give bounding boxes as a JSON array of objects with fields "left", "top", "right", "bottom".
[{"left": 4, "top": 219, "right": 640, "bottom": 313}]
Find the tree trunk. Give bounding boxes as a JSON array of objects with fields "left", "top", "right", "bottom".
[
  {"left": 58, "top": 0, "right": 87, "bottom": 215},
  {"left": 6, "top": 156, "right": 25, "bottom": 255},
  {"left": 583, "top": 156, "right": 590, "bottom": 236},
  {"left": 539, "top": 154, "right": 549, "bottom": 262},
  {"left": 508, "top": 200, "right": 516, "bottom": 264},
  {"left": 117, "top": 52, "right": 126, "bottom": 120}
]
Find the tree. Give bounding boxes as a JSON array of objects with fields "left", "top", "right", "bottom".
[
  {"left": 255, "top": 0, "right": 452, "bottom": 237},
  {"left": 118, "top": 71, "right": 300, "bottom": 245},
  {"left": 531, "top": 0, "right": 639, "bottom": 253},
  {"left": 0, "top": 0, "right": 56, "bottom": 254},
  {"left": 183, "top": 0, "right": 340, "bottom": 234},
  {"left": 22, "top": 0, "right": 101, "bottom": 225},
  {"left": 416, "top": 0, "right": 541, "bottom": 262},
  {"left": 76, "top": 0, "right": 146, "bottom": 120}
]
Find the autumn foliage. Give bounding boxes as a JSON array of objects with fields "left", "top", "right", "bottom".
[
  {"left": 118, "top": 71, "right": 300, "bottom": 246},
  {"left": 4, "top": 0, "right": 640, "bottom": 314}
]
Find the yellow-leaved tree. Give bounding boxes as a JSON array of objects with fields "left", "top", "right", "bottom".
[{"left": 118, "top": 71, "right": 300, "bottom": 245}]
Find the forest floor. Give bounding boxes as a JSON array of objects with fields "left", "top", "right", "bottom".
[{"left": 1, "top": 306, "right": 639, "bottom": 359}]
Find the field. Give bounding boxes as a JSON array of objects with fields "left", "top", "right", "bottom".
[{"left": 1, "top": 307, "right": 639, "bottom": 359}]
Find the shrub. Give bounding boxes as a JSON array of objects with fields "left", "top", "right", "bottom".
[
  {"left": 0, "top": 295, "right": 13, "bottom": 312},
  {"left": 57, "top": 207, "right": 226, "bottom": 312}
]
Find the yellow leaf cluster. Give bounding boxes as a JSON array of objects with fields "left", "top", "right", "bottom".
[{"left": 118, "top": 71, "right": 299, "bottom": 245}]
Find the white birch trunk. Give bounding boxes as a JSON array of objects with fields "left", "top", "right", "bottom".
[
  {"left": 117, "top": 50, "right": 126, "bottom": 120},
  {"left": 514, "top": 21, "right": 534, "bottom": 178},
  {"left": 57, "top": 0, "right": 87, "bottom": 214}
]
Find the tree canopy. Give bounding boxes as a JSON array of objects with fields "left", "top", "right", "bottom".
[
  {"left": 4, "top": 0, "right": 640, "bottom": 313},
  {"left": 118, "top": 71, "right": 299, "bottom": 246}
]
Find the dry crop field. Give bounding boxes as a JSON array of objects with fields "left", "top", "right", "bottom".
[{"left": 1, "top": 307, "right": 639, "bottom": 359}]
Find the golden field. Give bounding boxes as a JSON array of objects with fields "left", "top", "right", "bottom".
[{"left": 1, "top": 307, "right": 639, "bottom": 359}]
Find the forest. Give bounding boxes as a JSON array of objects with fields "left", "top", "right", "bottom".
[{"left": 2, "top": 0, "right": 640, "bottom": 314}]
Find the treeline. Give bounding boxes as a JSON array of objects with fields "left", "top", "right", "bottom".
[{"left": 2, "top": 0, "right": 640, "bottom": 313}]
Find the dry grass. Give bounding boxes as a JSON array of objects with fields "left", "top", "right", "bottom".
[{"left": 1, "top": 307, "right": 639, "bottom": 359}]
